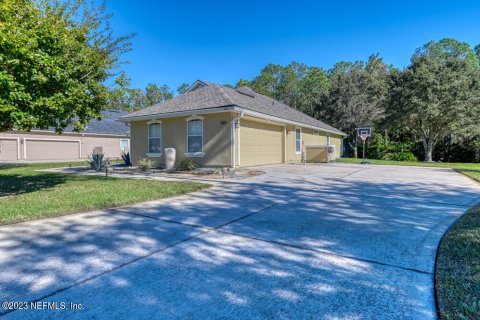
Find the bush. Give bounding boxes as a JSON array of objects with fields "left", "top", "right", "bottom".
[
  {"left": 176, "top": 159, "right": 198, "bottom": 171},
  {"left": 121, "top": 152, "right": 132, "bottom": 166},
  {"left": 366, "top": 133, "right": 417, "bottom": 162},
  {"left": 87, "top": 152, "right": 108, "bottom": 171},
  {"left": 138, "top": 158, "right": 153, "bottom": 171},
  {"left": 382, "top": 151, "right": 417, "bottom": 161}
]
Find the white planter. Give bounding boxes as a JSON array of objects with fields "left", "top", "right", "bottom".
[{"left": 164, "top": 148, "right": 176, "bottom": 170}]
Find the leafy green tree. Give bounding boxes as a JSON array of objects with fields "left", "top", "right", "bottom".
[
  {"left": 242, "top": 62, "right": 330, "bottom": 117},
  {"left": 145, "top": 83, "right": 173, "bottom": 105},
  {"left": 109, "top": 82, "right": 173, "bottom": 111},
  {"left": 298, "top": 66, "right": 330, "bottom": 117},
  {"left": 0, "top": 0, "right": 133, "bottom": 132},
  {"left": 319, "top": 54, "right": 390, "bottom": 157},
  {"left": 108, "top": 74, "right": 133, "bottom": 111},
  {"left": 177, "top": 83, "right": 190, "bottom": 95},
  {"left": 388, "top": 39, "right": 480, "bottom": 162},
  {"left": 248, "top": 64, "right": 284, "bottom": 100},
  {"left": 235, "top": 79, "right": 250, "bottom": 88},
  {"left": 129, "top": 89, "right": 147, "bottom": 111}
]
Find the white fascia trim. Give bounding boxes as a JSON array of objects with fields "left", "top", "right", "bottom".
[
  {"left": 118, "top": 105, "right": 346, "bottom": 137},
  {"left": 118, "top": 106, "right": 236, "bottom": 122},
  {"left": 235, "top": 107, "right": 347, "bottom": 137},
  {"left": 185, "top": 80, "right": 209, "bottom": 94},
  {"left": 0, "top": 136, "right": 20, "bottom": 159}
]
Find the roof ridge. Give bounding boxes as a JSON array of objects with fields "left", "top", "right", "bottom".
[
  {"left": 218, "top": 84, "right": 343, "bottom": 133},
  {"left": 214, "top": 84, "right": 236, "bottom": 106},
  {"left": 120, "top": 81, "right": 345, "bottom": 135}
]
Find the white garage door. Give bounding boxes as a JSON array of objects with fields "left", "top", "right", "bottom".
[
  {"left": 26, "top": 139, "right": 80, "bottom": 160},
  {"left": 0, "top": 139, "right": 18, "bottom": 161},
  {"left": 240, "top": 120, "right": 283, "bottom": 166}
]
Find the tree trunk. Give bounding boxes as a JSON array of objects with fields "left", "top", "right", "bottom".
[
  {"left": 423, "top": 138, "right": 435, "bottom": 162},
  {"left": 349, "top": 140, "right": 358, "bottom": 158}
]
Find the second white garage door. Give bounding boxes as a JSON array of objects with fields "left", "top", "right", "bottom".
[
  {"left": 25, "top": 139, "right": 80, "bottom": 160},
  {"left": 240, "top": 120, "right": 284, "bottom": 166},
  {"left": 0, "top": 139, "right": 19, "bottom": 161}
]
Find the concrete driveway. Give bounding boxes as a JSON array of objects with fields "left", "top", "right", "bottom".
[{"left": 1, "top": 163, "right": 479, "bottom": 319}]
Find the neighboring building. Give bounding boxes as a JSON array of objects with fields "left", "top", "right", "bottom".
[
  {"left": 0, "top": 110, "right": 130, "bottom": 161},
  {"left": 119, "top": 80, "right": 346, "bottom": 167}
]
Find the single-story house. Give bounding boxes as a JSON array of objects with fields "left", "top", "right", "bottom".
[
  {"left": 119, "top": 80, "right": 346, "bottom": 167},
  {"left": 0, "top": 109, "right": 130, "bottom": 161}
]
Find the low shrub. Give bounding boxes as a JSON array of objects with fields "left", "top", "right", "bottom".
[
  {"left": 121, "top": 152, "right": 132, "bottom": 166},
  {"left": 87, "top": 152, "right": 108, "bottom": 171},
  {"left": 138, "top": 158, "right": 153, "bottom": 171},
  {"left": 176, "top": 159, "right": 198, "bottom": 171},
  {"left": 366, "top": 133, "right": 417, "bottom": 162},
  {"left": 382, "top": 151, "right": 417, "bottom": 162}
]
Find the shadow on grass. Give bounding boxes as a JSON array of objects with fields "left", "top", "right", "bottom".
[
  {"left": 0, "top": 164, "right": 29, "bottom": 171},
  {"left": 0, "top": 172, "right": 69, "bottom": 197}
]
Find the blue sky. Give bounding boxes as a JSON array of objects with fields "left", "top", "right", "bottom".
[{"left": 107, "top": 0, "right": 480, "bottom": 91}]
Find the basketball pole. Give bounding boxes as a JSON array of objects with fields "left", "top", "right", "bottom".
[{"left": 362, "top": 139, "right": 366, "bottom": 164}]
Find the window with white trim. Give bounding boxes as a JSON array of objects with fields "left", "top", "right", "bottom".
[
  {"left": 187, "top": 119, "right": 203, "bottom": 153},
  {"left": 148, "top": 122, "right": 162, "bottom": 154},
  {"left": 326, "top": 134, "right": 331, "bottom": 146},
  {"left": 120, "top": 139, "right": 129, "bottom": 149},
  {"left": 295, "top": 128, "right": 302, "bottom": 154}
]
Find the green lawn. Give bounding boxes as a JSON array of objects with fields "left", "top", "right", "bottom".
[
  {"left": 336, "top": 158, "right": 480, "bottom": 182},
  {"left": 435, "top": 204, "right": 480, "bottom": 320},
  {"left": 0, "top": 162, "right": 208, "bottom": 225}
]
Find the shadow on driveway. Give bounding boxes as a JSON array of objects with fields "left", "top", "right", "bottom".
[{"left": 1, "top": 165, "right": 479, "bottom": 319}]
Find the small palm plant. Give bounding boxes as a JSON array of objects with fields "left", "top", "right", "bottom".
[
  {"left": 87, "top": 152, "right": 108, "bottom": 171},
  {"left": 121, "top": 152, "right": 132, "bottom": 166}
]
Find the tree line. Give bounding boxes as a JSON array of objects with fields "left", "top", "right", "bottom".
[
  {"left": 1, "top": 1, "right": 479, "bottom": 162},
  {"left": 120, "top": 39, "right": 480, "bottom": 163},
  {"left": 234, "top": 39, "right": 480, "bottom": 162}
]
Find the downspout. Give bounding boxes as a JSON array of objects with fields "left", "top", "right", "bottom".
[{"left": 231, "top": 112, "right": 244, "bottom": 167}]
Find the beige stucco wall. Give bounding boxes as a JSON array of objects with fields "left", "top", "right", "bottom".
[
  {"left": 285, "top": 125, "right": 342, "bottom": 162},
  {"left": 130, "top": 112, "right": 232, "bottom": 167},
  {"left": 0, "top": 131, "right": 129, "bottom": 161},
  {"left": 130, "top": 111, "right": 343, "bottom": 168},
  {"left": 330, "top": 133, "right": 343, "bottom": 158}
]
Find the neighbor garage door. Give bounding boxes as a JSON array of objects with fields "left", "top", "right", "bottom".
[
  {"left": 0, "top": 138, "right": 18, "bottom": 161},
  {"left": 25, "top": 139, "right": 80, "bottom": 160},
  {"left": 240, "top": 120, "right": 283, "bottom": 166}
]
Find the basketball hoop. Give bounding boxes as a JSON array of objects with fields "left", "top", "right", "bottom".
[{"left": 356, "top": 127, "right": 373, "bottom": 164}]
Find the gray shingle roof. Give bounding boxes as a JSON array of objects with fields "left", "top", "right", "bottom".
[
  {"left": 58, "top": 109, "right": 130, "bottom": 136},
  {"left": 121, "top": 82, "right": 344, "bottom": 135}
]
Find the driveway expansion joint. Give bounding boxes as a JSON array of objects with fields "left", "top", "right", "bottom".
[
  {"left": 113, "top": 200, "right": 433, "bottom": 276},
  {"left": 1, "top": 202, "right": 281, "bottom": 318},
  {"left": 215, "top": 229, "right": 433, "bottom": 276}
]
